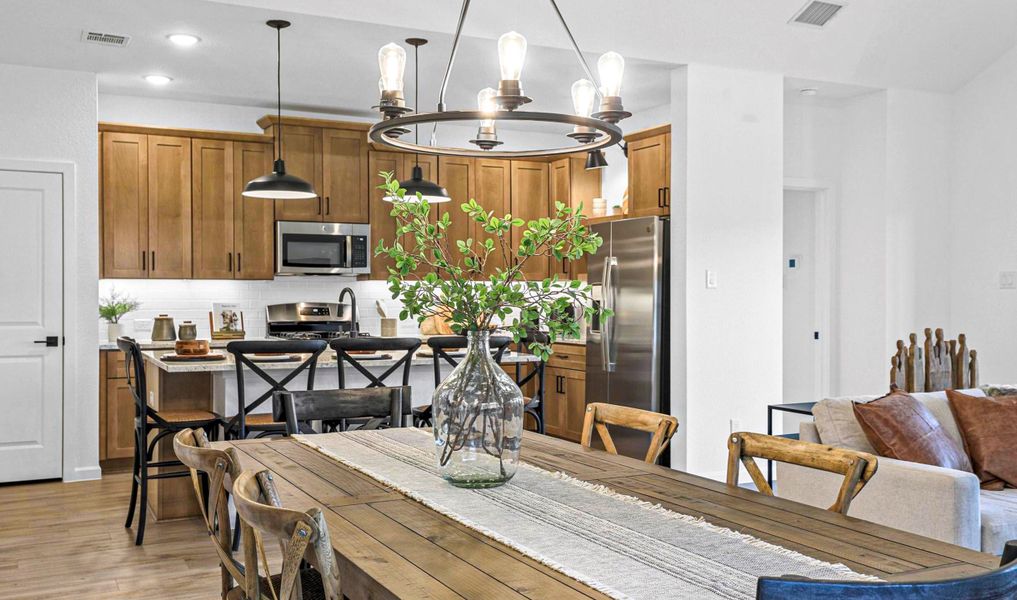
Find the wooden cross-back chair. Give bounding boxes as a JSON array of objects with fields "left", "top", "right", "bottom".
[
  {"left": 580, "top": 402, "right": 679, "bottom": 464},
  {"left": 412, "top": 335, "right": 513, "bottom": 427},
  {"left": 757, "top": 540, "right": 1017, "bottom": 599},
  {"left": 231, "top": 469, "right": 342, "bottom": 600},
  {"left": 173, "top": 428, "right": 244, "bottom": 599},
  {"left": 274, "top": 386, "right": 412, "bottom": 435},
  {"left": 727, "top": 432, "right": 878, "bottom": 516},
  {"left": 224, "top": 340, "right": 328, "bottom": 439}
]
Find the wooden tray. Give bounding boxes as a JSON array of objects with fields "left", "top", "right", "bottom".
[{"left": 161, "top": 352, "right": 227, "bottom": 362}]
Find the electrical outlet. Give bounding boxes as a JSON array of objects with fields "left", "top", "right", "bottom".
[
  {"left": 706, "top": 269, "right": 718, "bottom": 289},
  {"left": 134, "top": 318, "right": 153, "bottom": 334},
  {"left": 1000, "top": 271, "right": 1017, "bottom": 290}
]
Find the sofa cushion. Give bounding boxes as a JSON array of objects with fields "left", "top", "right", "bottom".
[
  {"left": 948, "top": 390, "right": 1017, "bottom": 490},
  {"left": 853, "top": 391, "right": 973, "bottom": 472},
  {"left": 812, "top": 388, "right": 984, "bottom": 451},
  {"left": 980, "top": 489, "right": 1017, "bottom": 555}
]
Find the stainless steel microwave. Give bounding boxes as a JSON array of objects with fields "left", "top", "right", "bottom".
[{"left": 275, "top": 221, "right": 371, "bottom": 276}]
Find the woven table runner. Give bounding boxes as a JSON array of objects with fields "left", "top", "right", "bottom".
[{"left": 293, "top": 429, "right": 879, "bottom": 600}]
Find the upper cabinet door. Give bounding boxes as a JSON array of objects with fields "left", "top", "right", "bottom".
[
  {"left": 510, "top": 160, "right": 550, "bottom": 282},
  {"left": 368, "top": 151, "right": 404, "bottom": 280},
  {"left": 192, "top": 139, "right": 235, "bottom": 279},
  {"left": 548, "top": 158, "right": 571, "bottom": 280},
  {"left": 437, "top": 156, "right": 475, "bottom": 276},
  {"left": 102, "top": 132, "right": 149, "bottom": 278},
  {"left": 627, "top": 133, "right": 669, "bottom": 217},
  {"left": 273, "top": 125, "right": 323, "bottom": 221},
  {"left": 321, "top": 129, "right": 369, "bottom": 223},
  {"left": 475, "top": 159, "right": 511, "bottom": 277},
  {"left": 147, "top": 135, "right": 192, "bottom": 278},
  {"left": 403, "top": 154, "right": 439, "bottom": 277},
  {"left": 234, "top": 142, "right": 276, "bottom": 280}
]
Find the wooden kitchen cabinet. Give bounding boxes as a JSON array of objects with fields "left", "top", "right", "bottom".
[
  {"left": 271, "top": 125, "right": 323, "bottom": 221},
  {"left": 321, "top": 128, "right": 369, "bottom": 223},
  {"left": 147, "top": 136, "right": 193, "bottom": 278},
  {"left": 510, "top": 160, "right": 550, "bottom": 281},
  {"left": 99, "top": 350, "right": 135, "bottom": 462},
  {"left": 102, "top": 132, "right": 149, "bottom": 278},
  {"left": 549, "top": 156, "right": 601, "bottom": 280},
  {"left": 191, "top": 139, "right": 234, "bottom": 279},
  {"left": 543, "top": 343, "right": 588, "bottom": 442},
  {"left": 368, "top": 151, "right": 404, "bottom": 280},
  {"left": 475, "top": 158, "right": 512, "bottom": 277},
  {"left": 626, "top": 125, "right": 671, "bottom": 217},
  {"left": 437, "top": 156, "right": 475, "bottom": 274},
  {"left": 233, "top": 142, "right": 277, "bottom": 279}
]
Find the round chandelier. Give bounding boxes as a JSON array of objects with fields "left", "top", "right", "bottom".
[{"left": 368, "top": 0, "right": 632, "bottom": 163}]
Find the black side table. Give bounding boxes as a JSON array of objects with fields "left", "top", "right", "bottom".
[{"left": 766, "top": 401, "right": 817, "bottom": 488}]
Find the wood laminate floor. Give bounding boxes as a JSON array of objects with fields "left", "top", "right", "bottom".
[{"left": 0, "top": 472, "right": 245, "bottom": 599}]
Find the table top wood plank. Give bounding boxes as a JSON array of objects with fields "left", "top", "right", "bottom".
[{"left": 216, "top": 432, "right": 1000, "bottom": 599}]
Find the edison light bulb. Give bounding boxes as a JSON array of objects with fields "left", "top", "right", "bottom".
[
  {"left": 498, "top": 31, "right": 527, "bottom": 81},
  {"left": 378, "top": 43, "right": 406, "bottom": 92},
  {"left": 571, "top": 79, "right": 597, "bottom": 118},
  {"left": 598, "top": 51, "right": 625, "bottom": 97},
  {"left": 477, "top": 87, "right": 498, "bottom": 128}
]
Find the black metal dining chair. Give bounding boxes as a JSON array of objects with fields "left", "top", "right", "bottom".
[
  {"left": 756, "top": 540, "right": 1017, "bottom": 599},
  {"left": 328, "top": 336, "right": 421, "bottom": 430},
  {"left": 117, "top": 337, "right": 222, "bottom": 546},
  {"left": 223, "top": 340, "right": 327, "bottom": 439},
  {"left": 275, "top": 387, "right": 412, "bottom": 435},
  {"left": 413, "top": 335, "right": 513, "bottom": 427}
]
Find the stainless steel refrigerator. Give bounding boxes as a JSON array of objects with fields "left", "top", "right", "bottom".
[{"left": 586, "top": 216, "right": 670, "bottom": 464}]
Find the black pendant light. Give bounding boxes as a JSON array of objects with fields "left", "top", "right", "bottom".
[
  {"left": 243, "top": 20, "right": 317, "bottom": 200},
  {"left": 585, "top": 149, "right": 608, "bottom": 170},
  {"left": 385, "top": 38, "right": 450, "bottom": 203}
]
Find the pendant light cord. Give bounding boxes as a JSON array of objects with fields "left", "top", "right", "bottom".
[
  {"left": 277, "top": 25, "right": 283, "bottom": 162},
  {"left": 414, "top": 42, "right": 419, "bottom": 168}
]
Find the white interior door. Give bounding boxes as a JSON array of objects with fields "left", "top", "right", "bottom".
[
  {"left": 782, "top": 190, "right": 820, "bottom": 413},
  {"left": 0, "top": 169, "right": 63, "bottom": 482}
]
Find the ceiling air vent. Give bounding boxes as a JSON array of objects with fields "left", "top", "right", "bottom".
[
  {"left": 789, "top": 1, "right": 844, "bottom": 28},
  {"left": 80, "top": 30, "right": 131, "bottom": 47}
]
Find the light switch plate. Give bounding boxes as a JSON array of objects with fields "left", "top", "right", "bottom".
[
  {"left": 706, "top": 269, "right": 718, "bottom": 289},
  {"left": 1000, "top": 271, "right": 1017, "bottom": 290}
]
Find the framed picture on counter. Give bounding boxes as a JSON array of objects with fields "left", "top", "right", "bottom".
[{"left": 210, "top": 303, "right": 245, "bottom": 339}]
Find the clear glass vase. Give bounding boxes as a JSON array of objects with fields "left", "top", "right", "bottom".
[{"left": 432, "top": 330, "right": 524, "bottom": 488}]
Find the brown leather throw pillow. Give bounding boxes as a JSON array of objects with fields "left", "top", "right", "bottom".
[
  {"left": 947, "top": 390, "right": 1017, "bottom": 490},
  {"left": 853, "top": 391, "right": 972, "bottom": 472}
]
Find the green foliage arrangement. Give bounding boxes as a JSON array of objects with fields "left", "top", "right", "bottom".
[
  {"left": 374, "top": 171, "right": 610, "bottom": 359},
  {"left": 99, "top": 289, "right": 140, "bottom": 324}
]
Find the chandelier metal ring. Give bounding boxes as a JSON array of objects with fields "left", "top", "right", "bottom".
[{"left": 369, "top": 110, "right": 623, "bottom": 159}]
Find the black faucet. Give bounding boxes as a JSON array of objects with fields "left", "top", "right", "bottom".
[{"left": 338, "top": 287, "right": 359, "bottom": 337}]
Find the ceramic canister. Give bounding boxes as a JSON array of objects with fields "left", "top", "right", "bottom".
[
  {"left": 151, "top": 314, "right": 176, "bottom": 341},
  {"left": 178, "top": 321, "right": 197, "bottom": 341}
]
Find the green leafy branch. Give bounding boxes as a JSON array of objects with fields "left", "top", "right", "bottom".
[
  {"left": 99, "top": 288, "right": 141, "bottom": 324},
  {"left": 374, "top": 171, "right": 612, "bottom": 359}
]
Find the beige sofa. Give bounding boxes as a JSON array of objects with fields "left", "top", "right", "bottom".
[{"left": 776, "top": 388, "right": 1017, "bottom": 554}]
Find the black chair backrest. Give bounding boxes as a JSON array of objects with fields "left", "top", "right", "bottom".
[
  {"left": 512, "top": 330, "right": 548, "bottom": 390},
  {"left": 274, "top": 387, "right": 412, "bottom": 435},
  {"left": 427, "top": 335, "right": 512, "bottom": 386},
  {"left": 330, "top": 337, "right": 421, "bottom": 389},
  {"left": 756, "top": 540, "right": 1017, "bottom": 599},
  {"left": 116, "top": 336, "right": 154, "bottom": 425},
  {"left": 225, "top": 340, "right": 328, "bottom": 437}
]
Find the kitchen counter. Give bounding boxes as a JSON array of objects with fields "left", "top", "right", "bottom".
[{"left": 98, "top": 337, "right": 275, "bottom": 351}]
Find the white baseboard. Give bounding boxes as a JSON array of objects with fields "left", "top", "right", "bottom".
[{"left": 64, "top": 465, "right": 102, "bottom": 482}]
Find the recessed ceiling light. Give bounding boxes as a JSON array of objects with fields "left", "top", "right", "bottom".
[
  {"left": 167, "top": 33, "right": 200, "bottom": 47},
  {"left": 799, "top": 88, "right": 819, "bottom": 97},
  {"left": 144, "top": 74, "right": 173, "bottom": 86}
]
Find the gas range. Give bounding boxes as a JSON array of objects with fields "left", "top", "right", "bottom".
[{"left": 265, "top": 302, "right": 358, "bottom": 341}]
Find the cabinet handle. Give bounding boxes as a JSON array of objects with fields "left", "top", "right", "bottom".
[
  {"left": 142, "top": 251, "right": 146, "bottom": 271},
  {"left": 228, "top": 253, "right": 233, "bottom": 272},
  {"left": 664, "top": 187, "right": 670, "bottom": 207},
  {"left": 326, "top": 196, "right": 331, "bottom": 215},
  {"left": 657, "top": 188, "right": 664, "bottom": 208},
  {"left": 317, "top": 196, "right": 322, "bottom": 215},
  {"left": 237, "top": 253, "right": 242, "bottom": 273},
  {"left": 151, "top": 251, "right": 155, "bottom": 271}
]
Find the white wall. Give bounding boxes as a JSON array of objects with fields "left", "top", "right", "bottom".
[
  {"left": 0, "top": 64, "right": 99, "bottom": 481},
  {"left": 670, "top": 65, "right": 784, "bottom": 478},
  {"left": 950, "top": 44, "right": 1017, "bottom": 384}
]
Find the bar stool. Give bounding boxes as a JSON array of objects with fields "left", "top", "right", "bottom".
[
  {"left": 513, "top": 331, "right": 548, "bottom": 434},
  {"left": 118, "top": 337, "right": 222, "bottom": 546},
  {"left": 328, "top": 336, "right": 421, "bottom": 430},
  {"left": 413, "top": 335, "right": 512, "bottom": 427},
  {"left": 223, "top": 339, "right": 327, "bottom": 439}
]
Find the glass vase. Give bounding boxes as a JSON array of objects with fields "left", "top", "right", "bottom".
[{"left": 432, "top": 330, "right": 524, "bottom": 488}]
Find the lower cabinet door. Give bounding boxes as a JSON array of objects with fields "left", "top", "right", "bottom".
[
  {"left": 562, "top": 369, "right": 587, "bottom": 442},
  {"left": 106, "top": 377, "right": 136, "bottom": 460},
  {"left": 542, "top": 367, "right": 567, "bottom": 439}
]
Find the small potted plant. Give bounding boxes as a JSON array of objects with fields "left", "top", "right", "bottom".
[
  {"left": 99, "top": 289, "right": 140, "bottom": 342},
  {"left": 376, "top": 171, "right": 609, "bottom": 488}
]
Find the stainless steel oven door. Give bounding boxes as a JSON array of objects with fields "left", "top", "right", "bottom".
[{"left": 275, "top": 221, "right": 371, "bottom": 275}]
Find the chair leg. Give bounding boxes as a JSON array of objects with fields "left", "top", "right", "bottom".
[
  {"left": 231, "top": 513, "right": 241, "bottom": 552},
  {"left": 124, "top": 428, "right": 141, "bottom": 528},
  {"left": 135, "top": 431, "right": 150, "bottom": 546}
]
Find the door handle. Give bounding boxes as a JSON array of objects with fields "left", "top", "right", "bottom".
[
  {"left": 601, "top": 256, "right": 617, "bottom": 372},
  {"left": 33, "top": 336, "right": 58, "bottom": 347}
]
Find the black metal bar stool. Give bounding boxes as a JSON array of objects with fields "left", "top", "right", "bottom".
[
  {"left": 514, "top": 331, "right": 548, "bottom": 434},
  {"left": 223, "top": 339, "right": 327, "bottom": 439},
  {"left": 327, "top": 336, "right": 421, "bottom": 430},
  {"left": 413, "top": 335, "right": 513, "bottom": 427},
  {"left": 118, "top": 337, "right": 222, "bottom": 545}
]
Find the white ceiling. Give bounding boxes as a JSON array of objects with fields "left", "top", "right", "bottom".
[{"left": 1, "top": 0, "right": 1015, "bottom": 122}]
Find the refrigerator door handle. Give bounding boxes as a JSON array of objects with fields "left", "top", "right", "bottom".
[{"left": 602, "top": 256, "right": 618, "bottom": 372}]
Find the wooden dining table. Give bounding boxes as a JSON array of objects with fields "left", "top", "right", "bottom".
[{"left": 218, "top": 432, "right": 999, "bottom": 599}]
